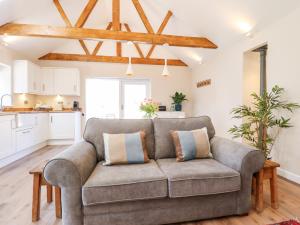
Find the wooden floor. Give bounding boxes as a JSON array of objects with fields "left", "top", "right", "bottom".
[{"left": 0, "top": 146, "right": 300, "bottom": 225}]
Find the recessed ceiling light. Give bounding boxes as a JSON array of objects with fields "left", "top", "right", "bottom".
[
  {"left": 237, "top": 21, "right": 252, "bottom": 33},
  {"left": 2, "top": 34, "right": 17, "bottom": 43}
]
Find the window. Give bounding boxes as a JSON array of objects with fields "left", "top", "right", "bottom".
[
  {"left": 0, "top": 63, "right": 12, "bottom": 106},
  {"left": 86, "top": 78, "right": 150, "bottom": 120}
]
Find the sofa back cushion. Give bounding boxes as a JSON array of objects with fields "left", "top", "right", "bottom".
[
  {"left": 83, "top": 118, "right": 155, "bottom": 161},
  {"left": 153, "top": 116, "right": 215, "bottom": 159}
]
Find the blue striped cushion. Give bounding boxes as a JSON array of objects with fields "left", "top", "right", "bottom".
[
  {"left": 171, "top": 127, "right": 212, "bottom": 161},
  {"left": 103, "top": 131, "right": 149, "bottom": 165}
]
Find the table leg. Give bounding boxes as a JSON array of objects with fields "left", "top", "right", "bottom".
[
  {"left": 55, "top": 187, "right": 62, "bottom": 218},
  {"left": 256, "top": 169, "right": 264, "bottom": 212},
  {"left": 32, "top": 174, "right": 42, "bottom": 222},
  {"left": 46, "top": 184, "right": 53, "bottom": 203},
  {"left": 270, "top": 168, "right": 279, "bottom": 209}
]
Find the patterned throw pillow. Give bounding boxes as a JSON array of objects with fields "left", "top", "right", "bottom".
[
  {"left": 171, "top": 127, "right": 212, "bottom": 162},
  {"left": 103, "top": 131, "right": 149, "bottom": 165}
]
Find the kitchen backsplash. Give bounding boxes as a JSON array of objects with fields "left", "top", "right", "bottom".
[{"left": 13, "top": 94, "right": 80, "bottom": 109}]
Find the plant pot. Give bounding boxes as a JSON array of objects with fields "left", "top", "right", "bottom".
[{"left": 175, "top": 104, "right": 182, "bottom": 111}]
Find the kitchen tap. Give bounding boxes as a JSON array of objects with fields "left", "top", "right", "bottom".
[{"left": 0, "top": 94, "right": 12, "bottom": 111}]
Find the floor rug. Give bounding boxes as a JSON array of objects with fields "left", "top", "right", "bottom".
[{"left": 269, "top": 220, "right": 300, "bottom": 225}]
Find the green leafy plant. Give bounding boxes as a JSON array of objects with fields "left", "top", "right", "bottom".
[
  {"left": 171, "top": 92, "right": 188, "bottom": 105},
  {"left": 140, "top": 99, "right": 159, "bottom": 119},
  {"left": 229, "top": 85, "right": 299, "bottom": 159}
]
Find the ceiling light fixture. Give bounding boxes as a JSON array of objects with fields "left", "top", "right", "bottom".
[
  {"left": 126, "top": 41, "right": 134, "bottom": 76},
  {"left": 162, "top": 43, "right": 170, "bottom": 77},
  {"left": 162, "top": 58, "right": 170, "bottom": 77},
  {"left": 2, "top": 33, "right": 17, "bottom": 43}
]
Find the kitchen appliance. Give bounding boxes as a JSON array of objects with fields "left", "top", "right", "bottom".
[{"left": 73, "top": 101, "right": 80, "bottom": 111}]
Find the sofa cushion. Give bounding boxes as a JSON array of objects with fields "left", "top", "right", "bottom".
[
  {"left": 154, "top": 116, "right": 215, "bottom": 159},
  {"left": 82, "top": 160, "right": 168, "bottom": 205},
  {"left": 157, "top": 158, "right": 241, "bottom": 198},
  {"left": 83, "top": 118, "right": 155, "bottom": 161},
  {"left": 171, "top": 127, "right": 212, "bottom": 161},
  {"left": 103, "top": 131, "right": 149, "bottom": 165}
]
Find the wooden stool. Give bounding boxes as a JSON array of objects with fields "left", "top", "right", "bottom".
[
  {"left": 252, "top": 160, "right": 280, "bottom": 212},
  {"left": 29, "top": 163, "right": 62, "bottom": 222}
]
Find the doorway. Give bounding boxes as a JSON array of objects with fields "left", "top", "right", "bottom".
[{"left": 86, "top": 78, "right": 150, "bottom": 120}]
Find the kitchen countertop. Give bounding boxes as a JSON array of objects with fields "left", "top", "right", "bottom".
[{"left": 1, "top": 108, "right": 82, "bottom": 115}]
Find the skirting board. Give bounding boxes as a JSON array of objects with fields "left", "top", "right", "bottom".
[
  {"left": 278, "top": 168, "right": 300, "bottom": 185},
  {"left": 47, "top": 139, "right": 74, "bottom": 145},
  {"left": 0, "top": 142, "right": 47, "bottom": 168}
]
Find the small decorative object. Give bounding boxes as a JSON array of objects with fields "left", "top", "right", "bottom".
[
  {"left": 171, "top": 92, "right": 188, "bottom": 111},
  {"left": 196, "top": 79, "right": 211, "bottom": 88},
  {"left": 158, "top": 105, "right": 167, "bottom": 111},
  {"left": 229, "top": 85, "right": 299, "bottom": 160},
  {"left": 268, "top": 220, "right": 300, "bottom": 225},
  {"left": 139, "top": 99, "right": 159, "bottom": 119}
]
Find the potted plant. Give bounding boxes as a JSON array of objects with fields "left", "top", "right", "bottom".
[
  {"left": 171, "top": 92, "right": 188, "bottom": 111},
  {"left": 229, "top": 85, "right": 299, "bottom": 160},
  {"left": 140, "top": 99, "right": 159, "bottom": 119}
]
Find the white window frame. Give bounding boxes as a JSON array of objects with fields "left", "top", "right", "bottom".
[{"left": 85, "top": 77, "right": 151, "bottom": 119}]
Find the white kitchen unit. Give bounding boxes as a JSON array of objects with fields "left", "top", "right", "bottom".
[
  {"left": 0, "top": 111, "right": 82, "bottom": 168},
  {"left": 0, "top": 115, "right": 16, "bottom": 160},
  {"left": 156, "top": 111, "right": 186, "bottom": 118},
  {"left": 54, "top": 68, "right": 80, "bottom": 96},
  {"left": 13, "top": 60, "right": 41, "bottom": 94},
  {"left": 49, "top": 112, "right": 81, "bottom": 144},
  {"left": 40, "top": 68, "right": 55, "bottom": 95}
]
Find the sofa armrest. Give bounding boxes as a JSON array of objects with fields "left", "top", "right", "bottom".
[
  {"left": 210, "top": 136, "right": 265, "bottom": 214},
  {"left": 211, "top": 136, "right": 264, "bottom": 173},
  {"left": 43, "top": 141, "right": 97, "bottom": 225},
  {"left": 44, "top": 141, "right": 97, "bottom": 188}
]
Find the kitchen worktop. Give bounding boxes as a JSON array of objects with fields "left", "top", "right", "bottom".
[{"left": 1, "top": 108, "right": 82, "bottom": 115}]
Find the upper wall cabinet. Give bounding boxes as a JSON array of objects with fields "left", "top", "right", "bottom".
[
  {"left": 54, "top": 68, "right": 80, "bottom": 96},
  {"left": 13, "top": 60, "right": 41, "bottom": 94},
  {"left": 13, "top": 61, "right": 80, "bottom": 96},
  {"left": 40, "top": 68, "right": 55, "bottom": 95}
]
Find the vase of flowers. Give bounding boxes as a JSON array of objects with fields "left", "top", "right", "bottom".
[
  {"left": 229, "top": 85, "right": 299, "bottom": 160},
  {"left": 140, "top": 99, "right": 159, "bottom": 119},
  {"left": 171, "top": 92, "right": 188, "bottom": 111}
]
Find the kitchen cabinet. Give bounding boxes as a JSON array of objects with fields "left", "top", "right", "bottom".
[
  {"left": 33, "top": 113, "right": 49, "bottom": 144},
  {"left": 13, "top": 60, "right": 41, "bottom": 94},
  {"left": 40, "top": 68, "right": 54, "bottom": 95},
  {"left": 0, "top": 115, "right": 16, "bottom": 160},
  {"left": 54, "top": 68, "right": 80, "bottom": 96},
  {"left": 16, "top": 127, "right": 34, "bottom": 152},
  {"left": 49, "top": 113, "right": 75, "bottom": 139}
]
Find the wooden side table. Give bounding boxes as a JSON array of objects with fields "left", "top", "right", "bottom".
[
  {"left": 29, "top": 163, "right": 62, "bottom": 222},
  {"left": 252, "top": 160, "right": 280, "bottom": 212}
]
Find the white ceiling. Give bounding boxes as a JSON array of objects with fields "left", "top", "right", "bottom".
[{"left": 1, "top": 0, "right": 300, "bottom": 67}]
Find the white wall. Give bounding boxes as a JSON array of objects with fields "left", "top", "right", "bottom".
[
  {"left": 37, "top": 60, "right": 193, "bottom": 118},
  {"left": 192, "top": 7, "right": 300, "bottom": 180}
]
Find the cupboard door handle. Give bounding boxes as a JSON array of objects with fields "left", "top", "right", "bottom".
[
  {"left": 42, "top": 84, "right": 45, "bottom": 92},
  {"left": 22, "top": 131, "right": 30, "bottom": 134},
  {"left": 50, "top": 116, "right": 53, "bottom": 123}
]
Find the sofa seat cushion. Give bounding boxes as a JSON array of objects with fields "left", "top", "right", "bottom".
[
  {"left": 157, "top": 158, "right": 241, "bottom": 198},
  {"left": 82, "top": 160, "right": 168, "bottom": 205}
]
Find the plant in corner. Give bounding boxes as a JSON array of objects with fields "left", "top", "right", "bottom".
[
  {"left": 229, "top": 85, "right": 299, "bottom": 160},
  {"left": 140, "top": 99, "right": 159, "bottom": 119},
  {"left": 171, "top": 92, "right": 188, "bottom": 111}
]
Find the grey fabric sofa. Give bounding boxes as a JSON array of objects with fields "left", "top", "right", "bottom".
[{"left": 43, "top": 116, "right": 264, "bottom": 225}]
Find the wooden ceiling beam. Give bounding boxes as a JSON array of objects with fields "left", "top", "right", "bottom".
[
  {"left": 53, "top": 0, "right": 72, "bottom": 27},
  {"left": 123, "top": 23, "right": 144, "bottom": 58},
  {"left": 39, "top": 53, "right": 187, "bottom": 66},
  {"left": 131, "top": 0, "right": 154, "bottom": 34},
  {"left": 79, "top": 39, "right": 90, "bottom": 55},
  {"left": 146, "top": 10, "right": 173, "bottom": 58},
  {"left": 0, "top": 23, "right": 218, "bottom": 48},
  {"left": 112, "top": 0, "right": 122, "bottom": 57},
  {"left": 75, "top": 0, "right": 98, "bottom": 28},
  {"left": 92, "top": 22, "right": 112, "bottom": 55}
]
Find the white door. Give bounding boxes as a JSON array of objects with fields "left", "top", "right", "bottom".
[
  {"left": 54, "top": 68, "right": 80, "bottom": 96},
  {"left": 49, "top": 113, "right": 75, "bottom": 139},
  {"left": 121, "top": 80, "right": 150, "bottom": 119},
  {"left": 85, "top": 78, "right": 150, "bottom": 120},
  {"left": 41, "top": 68, "right": 54, "bottom": 95}
]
